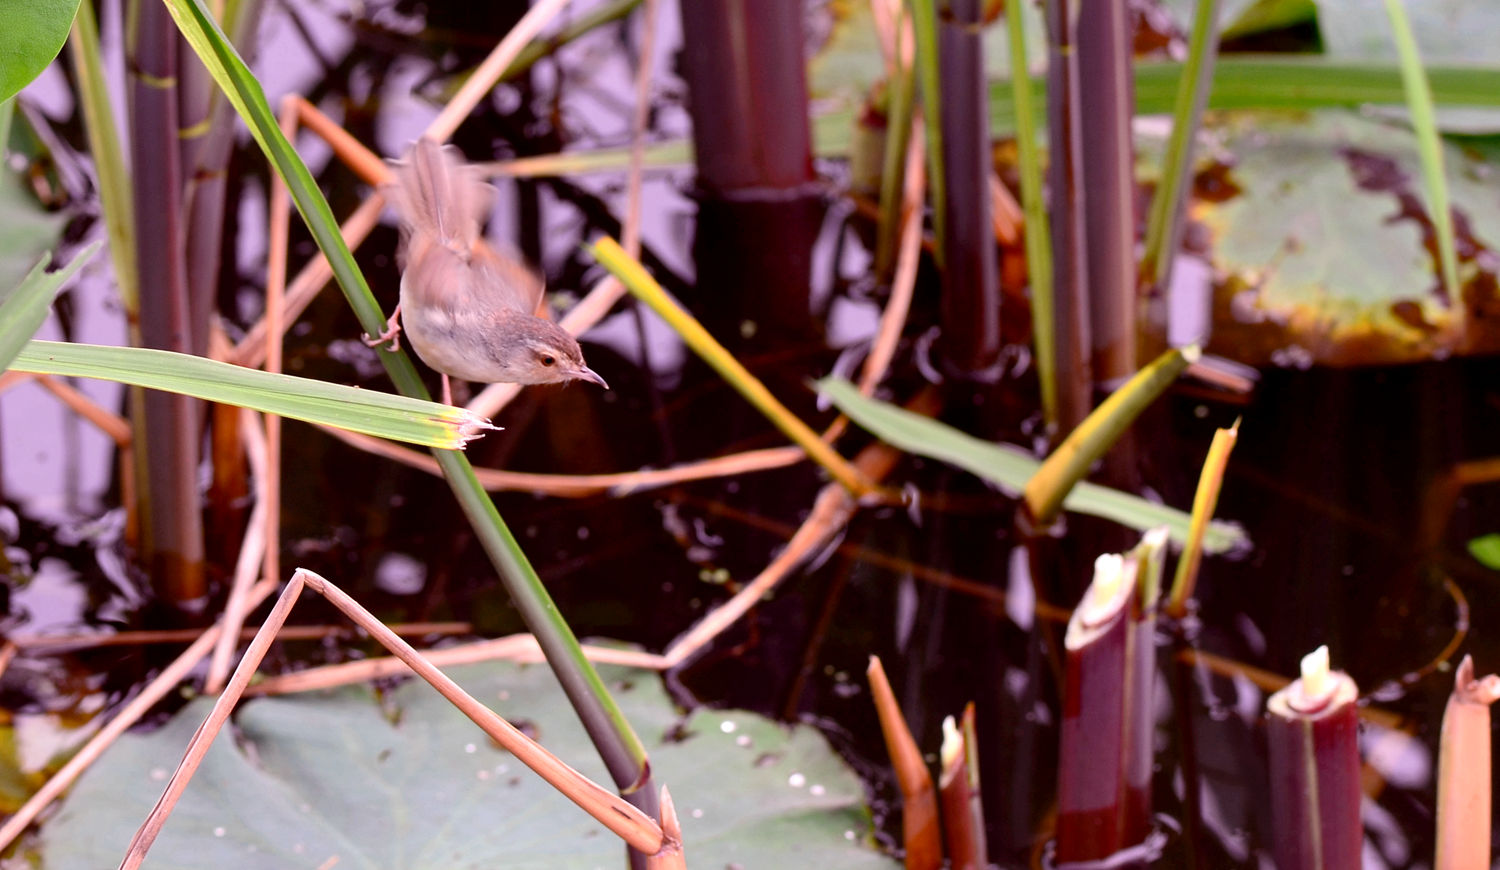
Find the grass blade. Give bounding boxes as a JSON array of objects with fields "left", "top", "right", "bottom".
[
  {"left": 12, "top": 340, "right": 490, "bottom": 449},
  {"left": 1382, "top": 0, "right": 1460, "bottom": 302},
  {"left": 1140, "top": 0, "right": 1219, "bottom": 291},
  {"left": 67, "top": 2, "right": 137, "bottom": 312},
  {"left": 908, "top": 0, "right": 946, "bottom": 269},
  {"left": 1003, "top": 0, "right": 1055, "bottom": 424},
  {"left": 815, "top": 376, "right": 1247, "bottom": 553}
]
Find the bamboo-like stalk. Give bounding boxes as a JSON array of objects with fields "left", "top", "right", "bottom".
[
  {"left": 675, "top": 0, "right": 812, "bottom": 194},
  {"left": 129, "top": 0, "right": 205, "bottom": 604},
  {"left": 867, "top": 655, "right": 942, "bottom": 870},
  {"left": 1265, "top": 646, "right": 1363, "bottom": 870},
  {"left": 1435, "top": 655, "right": 1500, "bottom": 870},
  {"left": 938, "top": 704, "right": 986, "bottom": 869},
  {"left": 1076, "top": 0, "right": 1135, "bottom": 386},
  {"left": 934, "top": 0, "right": 1000, "bottom": 373},
  {"left": 1054, "top": 529, "right": 1165, "bottom": 861},
  {"left": 1043, "top": 0, "right": 1092, "bottom": 433}
]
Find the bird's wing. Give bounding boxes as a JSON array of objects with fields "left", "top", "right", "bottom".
[{"left": 469, "top": 240, "right": 547, "bottom": 316}]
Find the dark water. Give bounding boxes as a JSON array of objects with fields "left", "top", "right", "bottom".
[{"left": 2, "top": 1, "right": 1498, "bottom": 867}]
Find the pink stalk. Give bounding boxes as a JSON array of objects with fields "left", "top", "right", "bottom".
[{"left": 1435, "top": 655, "right": 1500, "bottom": 870}]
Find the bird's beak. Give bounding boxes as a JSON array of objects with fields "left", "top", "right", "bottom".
[{"left": 576, "top": 366, "right": 609, "bottom": 389}]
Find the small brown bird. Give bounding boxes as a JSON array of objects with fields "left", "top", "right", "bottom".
[{"left": 366, "top": 137, "right": 607, "bottom": 403}]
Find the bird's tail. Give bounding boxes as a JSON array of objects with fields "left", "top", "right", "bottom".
[{"left": 385, "top": 138, "right": 494, "bottom": 258}]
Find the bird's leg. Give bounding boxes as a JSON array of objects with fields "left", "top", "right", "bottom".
[
  {"left": 441, "top": 374, "right": 453, "bottom": 406},
  {"left": 363, "top": 304, "right": 403, "bottom": 351}
]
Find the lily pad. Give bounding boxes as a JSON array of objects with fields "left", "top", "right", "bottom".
[
  {"left": 0, "top": 0, "right": 83, "bottom": 103},
  {"left": 1191, "top": 110, "right": 1500, "bottom": 366},
  {"left": 35, "top": 660, "right": 894, "bottom": 869}
]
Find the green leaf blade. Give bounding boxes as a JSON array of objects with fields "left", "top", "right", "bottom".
[
  {"left": 10, "top": 341, "right": 488, "bottom": 450},
  {"left": 816, "top": 377, "right": 1248, "bottom": 554},
  {"left": 0, "top": 0, "right": 83, "bottom": 103},
  {"left": 0, "top": 244, "right": 98, "bottom": 370}
]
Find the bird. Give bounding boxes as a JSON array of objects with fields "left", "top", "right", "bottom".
[{"left": 365, "top": 137, "right": 607, "bottom": 404}]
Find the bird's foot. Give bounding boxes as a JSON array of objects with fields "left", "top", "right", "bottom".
[{"left": 363, "top": 305, "right": 403, "bottom": 351}]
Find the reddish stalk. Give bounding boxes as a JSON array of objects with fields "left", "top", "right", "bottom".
[
  {"left": 1043, "top": 0, "right": 1093, "bottom": 433},
  {"left": 1076, "top": 0, "right": 1136, "bottom": 387},
  {"left": 867, "top": 655, "right": 942, "bottom": 870},
  {"left": 1264, "top": 646, "right": 1363, "bottom": 870},
  {"left": 1054, "top": 528, "right": 1167, "bottom": 862},
  {"left": 938, "top": 704, "right": 987, "bottom": 869},
  {"left": 935, "top": 0, "right": 1001, "bottom": 373},
  {"left": 128, "top": 0, "right": 205, "bottom": 604}
]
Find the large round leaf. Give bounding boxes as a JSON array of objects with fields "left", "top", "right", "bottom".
[
  {"left": 1192, "top": 110, "right": 1500, "bottom": 366},
  {"left": 0, "top": 1, "right": 83, "bottom": 103},
  {"left": 36, "top": 661, "right": 895, "bottom": 869}
]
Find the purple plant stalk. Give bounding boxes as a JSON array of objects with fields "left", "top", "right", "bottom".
[
  {"left": 1265, "top": 647, "right": 1363, "bottom": 870},
  {"left": 1055, "top": 528, "right": 1166, "bottom": 863}
]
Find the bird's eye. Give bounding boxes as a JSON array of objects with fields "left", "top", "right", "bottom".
[{"left": 540, "top": 354, "right": 556, "bottom": 366}]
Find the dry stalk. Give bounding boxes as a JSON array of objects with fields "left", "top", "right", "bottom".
[
  {"left": 11, "top": 622, "right": 471, "bottom": 651},
  {"left": 204, "top": 407, "right": 270, "bottom": 691},
  {"left": 296, "top": 569, "right": 664, "bottom": 853},
  {"left": 120, "top": 574, "right": 307, "bottom": 869},
  {"left": 320, "top": 424, "right": 804, "bottom": 496},
  {"left": 247, "top": 634, "right": 669, "bottom": 696},
  {"left": 643, "top": 785, "right": 686, "bottom": 869}
]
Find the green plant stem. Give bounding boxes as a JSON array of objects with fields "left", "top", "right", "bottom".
[
  {"left": 1004, "top": 0, "right": 1055, "bottom": 426},
  {"left": 160, "top": 0, "right": 657, "bottom": 828},
  {"left": 1023, "top": 345, "right": 1198, "bottom": 527},
  {"left": 874, "top": 21, "right": 915, "bottom": 278},
  {"left": 1141, "top": 0, "right": 1219, "bottom": 292},
  {"left": 908, "top": 0, "right": 945, "bottom": 270},
  {"left": 589, "top": 236, "right": 874, "bottom": 496},
  {"left": 1383, "top": 0, "right": 1460, "bottom": 304},
  {"left": 67, "top": 3, "right": 138, "bottom": 314}
]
